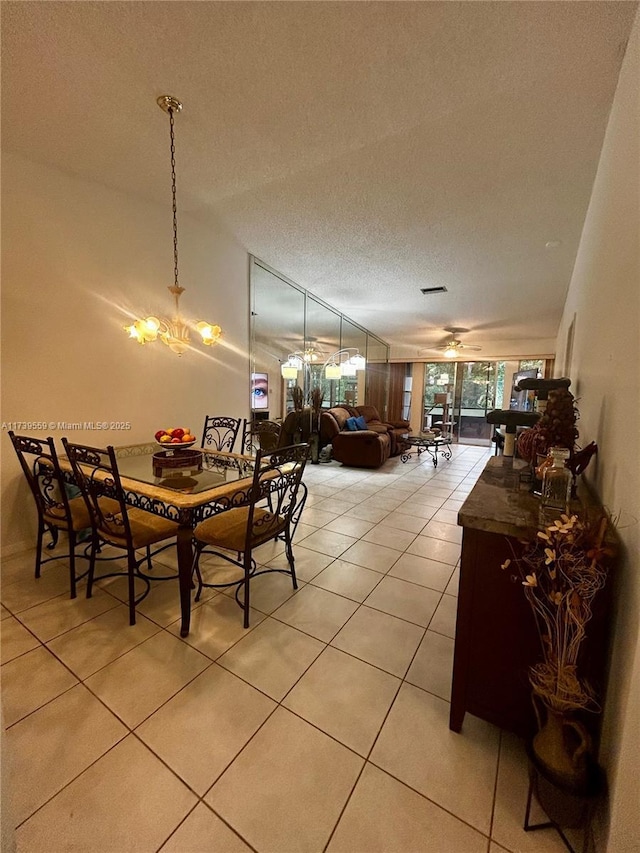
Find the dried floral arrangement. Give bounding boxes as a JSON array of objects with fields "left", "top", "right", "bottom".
[
  {"left": 309, "top": 386, "right": 324, "bottom": 417},
  {"left": 502, "top": 512, "right": 611, "bottom": 713},
  {"left": 517, "top": 387, "right": 579, "bottom": 462},
  {"left": 291, "top": 385, "right": 304, "bottom": 412}
]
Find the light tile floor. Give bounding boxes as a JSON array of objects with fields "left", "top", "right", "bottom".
[{"left": 1, "top": 444, "right": 572, "bottom": 852}]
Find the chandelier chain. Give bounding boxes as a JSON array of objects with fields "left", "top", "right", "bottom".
[{"left": 169, "top": 107, "right": 179, "bottom": 290}]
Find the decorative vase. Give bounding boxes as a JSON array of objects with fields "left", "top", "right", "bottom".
[
  {"left": 309, "top": 432, "right": 320, "bottom": 465},
  {"left": 531, "top": 694, "right": 591, "bottom": 791},
  {"left": 530, "top": 452, "right": 549, "bottom": 496}
]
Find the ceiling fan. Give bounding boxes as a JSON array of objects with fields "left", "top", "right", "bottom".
[{"left": 423, "top": 327, "right": 483, "bottom": 359}]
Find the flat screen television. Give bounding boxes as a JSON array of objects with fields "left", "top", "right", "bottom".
[{"left": 251, "top": 372, "right": 269, "bottom": 410}]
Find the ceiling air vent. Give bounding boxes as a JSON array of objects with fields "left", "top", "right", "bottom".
[{"left": 420, "top": 286, "right": 448, "bottom": 295}]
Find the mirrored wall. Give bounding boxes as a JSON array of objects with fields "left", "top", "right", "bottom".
[{"left": 250, "top": 257, "right": 390, "bottom": 420}]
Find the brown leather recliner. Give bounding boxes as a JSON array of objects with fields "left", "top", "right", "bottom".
[
  {"left": 320, "top": 406, "right": 391, "bottom": 468},
  {"left": 355, "top": 406, "right": 411, "bottom": 456}
]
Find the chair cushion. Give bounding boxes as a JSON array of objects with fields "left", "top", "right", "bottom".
[
  {"left": 100, "top": 507, "right": 179, "bottom": 550},
  {"left": 44, "top": 496, "right": 120, "bottom": 533},
  {"left": 366, "top": 423, "right": 389, "bottom": 435},
  {"left": 194, "top": 507, "right": 286, "bottom": 553}
]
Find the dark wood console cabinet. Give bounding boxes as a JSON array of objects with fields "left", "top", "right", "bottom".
[{"left": 450, "top": 458, "right": 611, "bottom": 740}]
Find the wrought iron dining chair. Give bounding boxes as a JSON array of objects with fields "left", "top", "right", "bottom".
[
  {"left": 201, "top": 416, "right": 242, "bottom": 453},
  {"left": 240, "top": 418, "right": 282, "bottom": 455},
  {"left": 8, "top": 432, "right": 95, "bottom": 598},
  {"left": 62, "top": 439, "right": 179, "bottom": 625},
  {"left": 193, "top": 443, "right": 310, "bottom": 628}
]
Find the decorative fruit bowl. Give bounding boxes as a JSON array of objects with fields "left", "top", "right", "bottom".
[
  {"left": 154, "top": 428, "right": 198, "bottom": 453},
  {"left": 155, "top": 439, "right": 197, "bottom": 451},
  {"left": 152, "top": 449, "right": 203, "bottom": 478}
]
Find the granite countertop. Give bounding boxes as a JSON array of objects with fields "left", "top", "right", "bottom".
[
  {"left": 457, "top": 457, "right": 541, "bottom": 539},
  {"left": 458, "top": 456, "right": 610, "bottom": 545}
]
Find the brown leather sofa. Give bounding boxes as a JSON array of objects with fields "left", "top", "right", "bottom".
[
  {"left": 354, "top": 406, "right": 411, "bottom": 457},
  {"left": 320, "top": 405, "right": 410, "bottom": 468}
]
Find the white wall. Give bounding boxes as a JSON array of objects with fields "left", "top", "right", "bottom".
[
  {"left": 1, "top": 152, "right": 250, "bottom": 554},
  {"left": 554, "top": 13, "right": 639, "bottom": 852}
]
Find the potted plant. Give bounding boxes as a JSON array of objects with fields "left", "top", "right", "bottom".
[{"left": 501, "top": 511, "right": 612, "bottom": 794}]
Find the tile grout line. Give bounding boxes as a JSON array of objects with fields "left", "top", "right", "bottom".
[
  {"left": 487, "top": 728, "right": 503, "bottom": 849},
  {"left": 364, "top": 757, "right": 495, "bottom": 846},
  {"left": 5, "top": 447, "right": 492, "bottom": 848}
]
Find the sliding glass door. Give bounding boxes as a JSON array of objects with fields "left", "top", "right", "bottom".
[
  {"left": 422, "top": 360, "right": 546, "bottom": 445},
  {"left": 453, "top": 362, "right": 500, "bottom": 443}
]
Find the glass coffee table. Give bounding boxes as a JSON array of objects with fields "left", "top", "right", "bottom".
[{"left": 401, "top": 434, "right": 453, "bottom": 467}]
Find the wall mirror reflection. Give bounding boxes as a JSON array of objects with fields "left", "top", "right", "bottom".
[
  {"left": 250, "top": 257, "right": 390, "bottom": 421},
  {"left": 251, "top": 261, "right": 305, "bottom": 420}
]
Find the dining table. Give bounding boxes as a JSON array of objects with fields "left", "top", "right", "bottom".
[{"left": 60, "top": 442, "right": 261, "bottom": 637}]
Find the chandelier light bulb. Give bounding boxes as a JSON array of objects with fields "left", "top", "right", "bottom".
[
  {"left": 444, "top": 346, "right": 458, "bottom": 358},
  {"left": 125, "top": 323, "right": 143, "bottom": 342},
  {"left": 125, "top": 317, "right": 162, "bottom": 344},
  {"left": 143, "top": 317, "right": 160, "bottom": 335},
  {"left": 196, "top": 322, "right": 222, "bottom": 346}
]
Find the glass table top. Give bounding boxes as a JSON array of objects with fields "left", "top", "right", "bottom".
[{"left": 116, "top": 449, "right": 255, "bottom": 495}]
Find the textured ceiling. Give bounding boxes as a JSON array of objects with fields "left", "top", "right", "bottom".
[{"left": 2, "top": 1, "right": 636, "bottom": 356}]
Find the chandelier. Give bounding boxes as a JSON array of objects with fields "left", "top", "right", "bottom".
[
  {"left": 124, "top": 95, "right": 221, "bottom": 356},
  {"left": 280, "top": 347, "right": 324, "bottom": 379}
]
